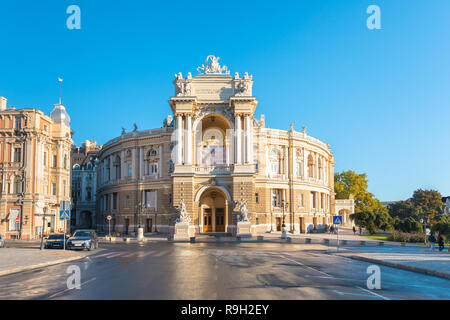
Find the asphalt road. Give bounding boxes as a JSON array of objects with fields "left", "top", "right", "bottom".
[{"left": 0, "top": 242, "right": 449, "bottom": 300}]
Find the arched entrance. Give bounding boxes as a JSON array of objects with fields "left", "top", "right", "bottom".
[
  {"left": 338, "top": 209, "right": 351, "bottom": 225},
  {"left": 198, "top": 188, "right": 229, "bottom": 233}
]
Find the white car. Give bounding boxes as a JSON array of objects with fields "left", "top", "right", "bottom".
[{"left": 0, "top": 235, "right": 4, "bottom": 248}]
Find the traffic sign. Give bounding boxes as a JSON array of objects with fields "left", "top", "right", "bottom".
[
  {"left": 333, "top": 215, "right": 343, "bottom": 225},
  {"left": 106, "top": 215, "right": 112, "bottom": 221},
  {"left": 15, "top": 217, "right": 19, "bottom": 223},
  {"left": 60, "top": 210, "right": 70, "bottom": 220}
]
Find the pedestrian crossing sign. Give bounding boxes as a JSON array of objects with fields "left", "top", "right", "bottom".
[
  {"left": 333, "top": 216, "right": 343, "bottom": 225},
  {"left": 60, "top": 210, "right": 70, "bottom": 220}
]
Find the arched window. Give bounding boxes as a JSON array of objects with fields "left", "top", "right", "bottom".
[
  {"left": 308, "top": 154, "right": 314, "bottom": 178},
  {"left": 145, "top": 149, "right": 158, "bottom": 175},
  {"left": 269, "top": 149, "right": 280, "bottom": 174}
]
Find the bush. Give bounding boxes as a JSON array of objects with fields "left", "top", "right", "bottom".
[
  {"left": 393, "top": 217, "right": 423, "bottom": 233},
  {"left": 388, "top": 231, "right": 424, "bottom": 243}
]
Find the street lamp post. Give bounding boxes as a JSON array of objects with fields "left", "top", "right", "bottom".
[
  {"left": 39, "top": 208, "right": 48, "bottom": 250},
  {"left": 281, "top": 200, "right": 288, "bottom": 239}
]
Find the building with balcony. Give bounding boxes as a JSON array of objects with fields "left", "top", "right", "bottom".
[
  {"left": 71, "top": 140, "right": 102, "bottom": 230},
  {"left": 96, "top": 56, "right": 336, "bottom": 236},
  {"left": 0, "top": 96, "right": 72, "bottom": 239}
]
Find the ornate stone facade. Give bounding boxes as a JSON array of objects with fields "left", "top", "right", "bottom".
[
  {"left": 96, "top": 56, "right": 336, "bottom": 235},
  {"left": 0, "top": 97, "right": 72, "bottom": 239}
]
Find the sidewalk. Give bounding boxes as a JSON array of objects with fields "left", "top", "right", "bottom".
[
  {"left": 0, "top": 248, "right": 85, "bottom": 277},
  {"left": 336, "top": 250, "right": 450, "bottom": 280}
]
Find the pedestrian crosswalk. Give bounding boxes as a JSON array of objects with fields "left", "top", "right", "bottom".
[
  {"left": 93, "top": 250, "right": 172, "bottom": 260},
  {"left": 92, "top": 249, "right": 315, "bottom": 260}
]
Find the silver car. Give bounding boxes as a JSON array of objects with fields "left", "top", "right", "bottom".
[{"left": 0, "top": 235, "right": 4, "bottom": 248}]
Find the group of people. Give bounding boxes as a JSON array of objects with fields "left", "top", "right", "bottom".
[
  {"left": 323, "top": 224, "right": 338, "bottom": 234},
  {"left": 428, "top": 233, "right": 446, "bottom": 252}
]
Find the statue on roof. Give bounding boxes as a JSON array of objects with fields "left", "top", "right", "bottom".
[{"left": 197, "top": 55, "right": 230, "bottom": 74}]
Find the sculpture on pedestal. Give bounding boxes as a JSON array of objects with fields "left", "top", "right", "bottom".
[
  {"left": 176, "top": 199, "right": 191, "bottom": 224},
  {"left": 236, "top": 200, "right": 250, "bottom": 222}
]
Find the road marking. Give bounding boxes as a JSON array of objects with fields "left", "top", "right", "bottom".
[
  {"left": 268, "top": 253, "right": 333, "bottom": 278},
  {"left": 94, "top": 252, "right": 117, "bottom": 258},
  {"left": 356, "top": 286, "right": 390, "bottom": 300},
  {"left": 137, "top": 251, "right": 156, "bottom": 258},
  {"left": 121, "top": 252, "right": 138, "bottom": 258},
  {"left": 153, "top": 250, "right": 170, "bottom": 257},
  {"left": 106, "top": 252, "right": 127, "bottom": 259},
  {"left": 48, "top": 277, "right": 97, "bottom": 299}
]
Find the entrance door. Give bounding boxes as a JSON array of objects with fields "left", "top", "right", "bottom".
[
  {"left": 203, "top": 208, "right": 212, "bottom": 232},
  {"left": 215, "top": 208, "right": 225, "bottom": 232},
  {"left": 299, "top": 217, "right": 305, "bottom": 233},
  {"left": 146, "top": 219, "right": 152, "bottom": 233},
  {"left": 276, "top": 217, "right": 281, "bottom": 231}
]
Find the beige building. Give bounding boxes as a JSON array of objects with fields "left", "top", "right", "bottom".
[
  {"left": 97, "top": 56, "right": 337, "bottom": 236},
  {"left": 0, "top": 96, "right": 72, "bottom": 239}
]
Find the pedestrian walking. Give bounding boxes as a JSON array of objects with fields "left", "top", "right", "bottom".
[
  {"left": 438, "top": 235, "right": 445, "bottom": 252},
  {"left": 330, "top": 225, "right": 334, "bottom": 234},
  {"left": 353, "top": 226, "right": 356, "bottom": 235},
  {"left": 428, "top": 233, "right": 436, "bottom": 251}
]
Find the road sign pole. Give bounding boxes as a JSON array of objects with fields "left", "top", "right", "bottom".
[
  {"left": 337, "top": 226, "right": 339, "bottom": 252},
  {"left": 108, "top": 220, "right": 111, "bottom": 238},
  {"left": 63, "top": 219, "right": 66, "bottom": 251}
]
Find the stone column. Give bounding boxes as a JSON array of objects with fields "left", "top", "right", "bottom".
[
  {"left": 132, "top": 148, "right": 136, "bottom": 179},
  {"left": 235, "top": 115, "right": 242, "bottom": 164},
  {"left": 139, "top": 148, "right": 144, "bottom": 179},
  {"left": 121, "top": 150, "right": 126, "bottom": 179},
  {"left": 244, "top": 115, "right": 250, "bottom": 163},
  {"left": 175, "top": 115, "right": 183, "bottom": 165},
  {"left": 284, "top": 147, "right": 289, "bottom": 177},
  {"left": 303, "top": 150, "right": 308, "bottom": 180},
  {"left": 185, "top": 115, "right": 192, "bottom": 165},
  {"left": 159, "top": 145, "right": 163, "bottom": 178}
]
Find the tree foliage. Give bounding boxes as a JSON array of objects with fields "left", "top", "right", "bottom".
[{"left": 334, "top": 170, "right": 386, "bottom": 214}]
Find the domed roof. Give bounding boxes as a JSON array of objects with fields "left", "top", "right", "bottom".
[{"left": 50, "top": 104, "right": 70, "bottom": 126}]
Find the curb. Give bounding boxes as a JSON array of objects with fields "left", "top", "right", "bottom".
[
  {"left": 345, "top": 255, "right": 450, "bottom": 280},
  {"left": 0, "top": 255, "right": 83, "bottom": 277}
]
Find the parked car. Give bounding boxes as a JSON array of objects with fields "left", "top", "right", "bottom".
[
  {"left": 44, "top": 234, "right": 67, "bottom": 249},
  {"left": 67, "top": 230, "right": 98, "bottom": 251},
  {"left": 0, "top": 235, "right": 4, "bottom": 248}
]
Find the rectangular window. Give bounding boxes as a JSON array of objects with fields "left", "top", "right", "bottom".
[
  {"left": 52, "top": 183, "right": 57, "bottom": 196},
  {"left": 15, "top": 116, "right": 21, "bottom": 129},
  {"left": 127, "top": 164, "right": 132, "bottom": 177},
  {"left": 125, "top": 195, "right": 130, "bottom": 208},
  {"left": 149, "top": 164, "right": 158, "bottom": 174},
  {"left": 53, "top": 155, "right": 57, "bottom": 168},
  {"left": 310, "top": 192, "right": 316, "bottom": 209},
  {"left": 256, "top": 217, "right": 259, "bottom": 225},
  {"left": 145, "top": 190, "right": 157, "bottom": 209},
  {"left": 105, "top": 195, "right": 109, "bottom": 210},
  {"left": 296, "top": 162, "right": 302, "bottom": 177},
  {"left": 63, "top": 180, "right": 66, "bottom": 197},
  {"left": 44, "top": 151, "right": 47, "bottom": 166},
  {"left": 14, "top": 148, "right": 21, "bottom": 163},
  {"left": 271, "top": 189, "right": 282, "bottom": 207},
  {"left": 255, "top": 193, "right": 259, "bottom": 203},
  {"left": 113, "top": 193, "right": 118, "bottom": 210},
  {"left": 298, "top": 193, "right": 304, "bottom": 207}
]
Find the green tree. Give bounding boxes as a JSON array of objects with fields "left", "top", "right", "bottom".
[
  {"left": 335, "top": 170, "right": 386, "bottom": 214},
  {"left": 388, "top": 201, "right": 421, "bottom": 220},
  {"left": 409, "top": 189, "right": 443, "bottom": 221},
  {"left": 350, "top": 211, "right": 391, "bottom": 234}
]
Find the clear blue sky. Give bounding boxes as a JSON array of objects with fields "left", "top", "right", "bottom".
[{"left": 1, "top": 0, "right": 449, "bottom": 201}]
